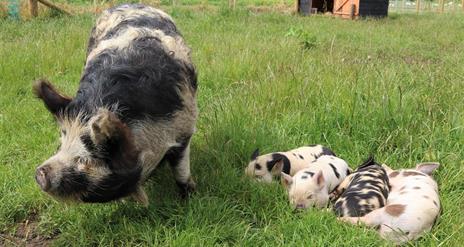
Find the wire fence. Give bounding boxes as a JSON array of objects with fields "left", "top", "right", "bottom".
[{"left": 389, "top": 0, "right": 464, "bottom": 13}]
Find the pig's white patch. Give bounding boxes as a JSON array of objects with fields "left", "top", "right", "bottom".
[{"left": 86, "top": 26, "right": 190, "bottom": 65}]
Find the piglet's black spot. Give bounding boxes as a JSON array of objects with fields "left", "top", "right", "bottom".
[
  {"left": 389, "top": 171, "right": 399, "bottom": 177},
  {"left": 315, "top": 147, "right": 336, "bottom": 159},
  {"left": 329, "top": 163, "right": 340, "bottom": 179},
  {"left": 266, "top": 153, "right": 291, "bottom": 174},
  {"left": 301, "top": 176, "right": 308, "bottom": 179}
]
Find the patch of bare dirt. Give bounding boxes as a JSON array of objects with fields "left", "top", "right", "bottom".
[{"left": 0, "top": 212, "right": 59, "bottom": 247}]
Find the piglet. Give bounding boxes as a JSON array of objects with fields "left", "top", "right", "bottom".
[
  {"left": 333, "top": 157, "right": 390, "bottom": 217},
  {"left": 340, "top": 162, "right": 440, "bottom": 244},
  {"left": 281, "top": 155, "right": 350, "bottom": 209},
  {"left": 245, "top": 145, "right": 335, "bottom": 183}
]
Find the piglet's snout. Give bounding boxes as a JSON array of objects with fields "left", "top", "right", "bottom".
[
  {"left": 294, "top": 204, "right": 306, "bottom": 211},
  {"left": 35, "top": 165, "right": 51, "bottom": 191}
]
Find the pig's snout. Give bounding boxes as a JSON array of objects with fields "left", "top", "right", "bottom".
[
  {"left": 294, "top": 203, "right": 306, "bottom": 211},
  {"left": 35, "top": 164, "right": 51, "bottom": 191}
]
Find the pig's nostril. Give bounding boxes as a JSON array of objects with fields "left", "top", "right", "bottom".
[{"left": 35, "top": 165, "right": 51, "bottom": 191}]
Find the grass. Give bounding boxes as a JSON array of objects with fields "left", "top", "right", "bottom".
[{"left": 1, "top": 5, "right": 464, "bottom": 246}]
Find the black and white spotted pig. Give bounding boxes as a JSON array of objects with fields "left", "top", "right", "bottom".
[
  {"left": 333, "top": 157, "right": 390, "bottom": 217},
  {"left": 340, "top": 163, "right": 440, "bottom": 244},
  {"left": 244, "top": 145, "right": 336, "bottom": 183},
  {"left": 33, "top": 4, "right": 197, "bottom": 205}
]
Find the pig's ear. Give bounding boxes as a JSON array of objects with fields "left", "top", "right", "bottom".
[
  {"left": 131, "top": 186, "right": 148, "bottom": 206},
  {"left": 315, "top": 171, "right": 325, "bottom": 190},
  {"left": 89, "top": 108, "right": 140, "bottom": 170},
  {"left": 271, "top": 157, "right": 284, "bottom": 174},
  {"left": 381, "top": 164, "right": 394, "bottom": 173},
  {"left": 90, "top": 109, "right": 127, "bottom": 145},
  {"left": 33, "top": 79, "right": 72, "bottom": 116},
  {"left": 416, "top": 162, "right": 440, "bottom": 175},
  {"left": 250, "top": 148, "right": 260, "bottom": 160},
  {"left": 281, "top": 172, "right": 293, "bottom": 189}
]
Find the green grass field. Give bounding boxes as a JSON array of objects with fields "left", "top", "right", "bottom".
[{"left": 1, "top": 6, "right": 464, "bottom": 246}]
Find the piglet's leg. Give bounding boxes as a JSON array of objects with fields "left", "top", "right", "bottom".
[{"left": 165, "top": 137, "right": 196, "bottom": 198}]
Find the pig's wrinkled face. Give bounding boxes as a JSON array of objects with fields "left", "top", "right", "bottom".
[{"left": 34, "top": 80, "right": 143, "bottom": 203}]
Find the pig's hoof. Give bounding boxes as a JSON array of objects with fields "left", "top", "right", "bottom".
[{"left": 176, "top": 177, "right": 196, "bottom": 199}]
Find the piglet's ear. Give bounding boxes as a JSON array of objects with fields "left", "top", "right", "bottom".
[
  {"left": 281, "top": 172, "right": 293, "bottom": 189},
  {"left": 416, "top": 162, "right": 440, "bottom": 175},
  {"left": 315, "top": 171, "right": 325, "bottom": 189},
  {"left": 271, "top": 158, "right": 284, "bottom": 174},
  {"left": 250, "top": 148, "right": 260, "bottom": 160},
  {"left": 33, "top": 79, "right": 72, "bottom": 116}
]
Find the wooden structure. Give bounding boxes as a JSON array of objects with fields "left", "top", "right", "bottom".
[
  {"left": 28, "top": 0, "right": 71, "bottom": 17},
  {"left": 333, "top": 0, "right": 389, "bottom": 19}
]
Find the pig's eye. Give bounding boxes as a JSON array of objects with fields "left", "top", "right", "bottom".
[
  {"left": 74, "top": 157, "right": 86, "bottom": 164},
  {"left": 307, "top": 195, "right": 313, "bottom": 199},
  {"left": 255, "top": 163, "right": 262, "bottom": 170}
]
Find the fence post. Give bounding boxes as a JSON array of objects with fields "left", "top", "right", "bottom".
[
  {"left": 416, "top": 0, "right": 420, "bottom": 13},
  {"left": 29, "top": 0, "right": 38, "bottom": 17},
  {"left": 440, "top": 0, "right": 444, "bottom": 13}
]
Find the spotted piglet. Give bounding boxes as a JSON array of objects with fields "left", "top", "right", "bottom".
[
  {"left": 281, "top": 155, "right": 350, "bottom": 209},
  {"left": 340, "top": 162, "right": 440, "bottom": 244},
  {"left": 333, "top": 157, "right": 390, "bottom": 217},
  {"left": 245, "top": 145, "right": 335, "bottom": 183}
]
